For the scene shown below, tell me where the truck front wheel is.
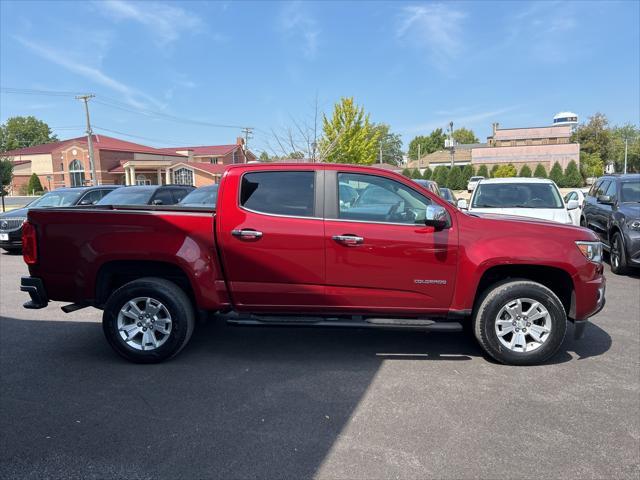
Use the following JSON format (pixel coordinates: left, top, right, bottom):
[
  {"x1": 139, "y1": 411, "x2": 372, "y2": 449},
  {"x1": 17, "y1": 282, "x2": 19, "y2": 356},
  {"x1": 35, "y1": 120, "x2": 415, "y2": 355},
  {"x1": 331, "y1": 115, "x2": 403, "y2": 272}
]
[
  {"x1": 102, "y1": 277, "x2": 195, "y2": 363},
  {"x1": 473, "y1": 280, "x2": 567, "y2": 365}
]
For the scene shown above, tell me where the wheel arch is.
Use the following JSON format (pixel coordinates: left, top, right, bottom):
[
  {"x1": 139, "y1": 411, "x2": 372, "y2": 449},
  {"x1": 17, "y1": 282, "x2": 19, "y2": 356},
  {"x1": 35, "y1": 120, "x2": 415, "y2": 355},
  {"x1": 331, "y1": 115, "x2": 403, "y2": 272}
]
[{"x1": 473, "y1": 264, "x2": 575, "y2": 319}]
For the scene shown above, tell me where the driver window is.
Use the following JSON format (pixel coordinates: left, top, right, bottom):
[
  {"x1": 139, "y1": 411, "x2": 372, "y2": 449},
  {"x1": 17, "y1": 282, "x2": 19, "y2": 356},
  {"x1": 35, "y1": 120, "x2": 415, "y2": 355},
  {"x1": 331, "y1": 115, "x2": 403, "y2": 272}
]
[{"x1": 337, "y1": 173, "x2": 430, "y2": 224}]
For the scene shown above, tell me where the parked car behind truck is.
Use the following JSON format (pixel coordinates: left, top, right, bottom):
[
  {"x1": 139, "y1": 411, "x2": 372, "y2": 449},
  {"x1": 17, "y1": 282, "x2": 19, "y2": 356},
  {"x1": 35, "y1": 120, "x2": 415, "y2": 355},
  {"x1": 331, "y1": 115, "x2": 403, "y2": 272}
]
[
  {"x1": 581, "y1": 174, "x2": 640, "y2": 274},
  {"x1": 20, "y1": 164, "x2": 605, "y2": 365}
]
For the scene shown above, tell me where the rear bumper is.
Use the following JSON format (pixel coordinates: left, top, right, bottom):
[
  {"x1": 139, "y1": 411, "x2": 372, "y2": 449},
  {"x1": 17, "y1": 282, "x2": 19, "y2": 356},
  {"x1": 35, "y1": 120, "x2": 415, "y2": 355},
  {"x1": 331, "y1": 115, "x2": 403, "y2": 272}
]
[{"x1": 20, "y1": 276, "x2": 48, "y2": 309}]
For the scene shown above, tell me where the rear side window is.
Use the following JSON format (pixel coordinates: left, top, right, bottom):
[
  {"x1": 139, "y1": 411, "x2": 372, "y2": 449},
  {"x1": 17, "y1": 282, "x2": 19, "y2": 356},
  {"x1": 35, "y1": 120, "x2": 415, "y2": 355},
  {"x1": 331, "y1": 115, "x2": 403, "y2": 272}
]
[
  {"x1": 152, "y1": 189, "x2": 174, "y2": 205},
  {"x1": 240, "y1": 171, "x2": 315, "y2": 217}
]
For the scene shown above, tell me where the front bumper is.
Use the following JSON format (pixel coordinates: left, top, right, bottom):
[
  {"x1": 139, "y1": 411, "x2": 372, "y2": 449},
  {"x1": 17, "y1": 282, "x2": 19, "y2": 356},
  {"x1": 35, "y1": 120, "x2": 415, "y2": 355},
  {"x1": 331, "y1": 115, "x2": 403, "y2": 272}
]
[
  {"x1": 573, "y1": 279, "x2": 606, "y2": 340},
  {"x1": 20, "y1": 276, "x2": 49, "y2": 309},
  {"x1": 0, "y1": 228, "x2": 22, "y2": 249},
  {"x1": 624, "y1": 229, "x2": 640, "y2": 266}
]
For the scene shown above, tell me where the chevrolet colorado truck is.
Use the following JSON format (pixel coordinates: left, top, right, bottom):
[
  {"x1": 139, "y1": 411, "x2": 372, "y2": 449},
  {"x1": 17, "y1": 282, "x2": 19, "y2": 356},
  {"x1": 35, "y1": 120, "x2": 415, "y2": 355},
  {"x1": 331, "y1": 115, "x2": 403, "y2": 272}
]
[{"x1": 20, "y1": 164, "x2": 606, "y2": 365}]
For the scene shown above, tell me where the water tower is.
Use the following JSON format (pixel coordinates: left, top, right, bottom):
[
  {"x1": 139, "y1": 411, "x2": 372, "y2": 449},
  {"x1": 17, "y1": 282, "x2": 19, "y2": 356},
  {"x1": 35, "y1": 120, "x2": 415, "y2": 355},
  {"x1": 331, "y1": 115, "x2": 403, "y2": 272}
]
[{"x1": 553, "y1": 111, "x2": 578, "y2": 128}]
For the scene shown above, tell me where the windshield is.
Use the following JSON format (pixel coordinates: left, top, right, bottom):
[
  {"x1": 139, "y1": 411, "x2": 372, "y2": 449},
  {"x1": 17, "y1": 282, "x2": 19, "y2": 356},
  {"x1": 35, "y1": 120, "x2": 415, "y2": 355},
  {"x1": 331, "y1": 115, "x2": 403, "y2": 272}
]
[
  {"x1": 97, "y1": 188, "x2": 154, "y2": 205},
  {"x1": 29, "y1": 190, "x2": 83, "y2": 208},
  {"x1": 179, "y1": 185, "x2": 218, "y2": 206},
  {"x1": 472, "y1": 183, "x2": 563, "y2": 209},
  {"x1": 620, "y1": 181, "x2": 640, "y2": 203}
]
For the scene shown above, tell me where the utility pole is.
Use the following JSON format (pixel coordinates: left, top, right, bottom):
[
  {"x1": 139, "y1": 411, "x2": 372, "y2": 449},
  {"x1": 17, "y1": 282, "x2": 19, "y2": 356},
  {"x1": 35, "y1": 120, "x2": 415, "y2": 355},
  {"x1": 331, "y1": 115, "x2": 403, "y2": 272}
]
[
  {"x1": 418, "y1": 144, "x2": 421, "y2": 169},
  {"x1": 624, "y1": 137, "x2": 628, "y2": 174},
  {"x1": 76, "y1": 94, "x2": 98, "y2": 185},
  {"x1": 379, "y1": 142, "x2": 383, "y2": 164},
  {"x1": 449, "y1": 121, "x2": 455, "y2": 168},
  {"x1": 241, "y1": 127, "x2": 254, "y2": 163}
]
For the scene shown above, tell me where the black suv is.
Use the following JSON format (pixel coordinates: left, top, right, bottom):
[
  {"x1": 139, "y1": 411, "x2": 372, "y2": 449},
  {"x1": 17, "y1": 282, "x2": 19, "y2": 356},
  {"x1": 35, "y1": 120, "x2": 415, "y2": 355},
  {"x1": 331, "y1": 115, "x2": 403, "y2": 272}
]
[
  {"x1": 96, "y1": 185, "x2": 195, "y2": 207},
  {"x1": 0, "y1": 185, "x2": 118, "y2": 253},
  {"x1": 581, "y1": 174, "x2": 640, "y2": 274}
]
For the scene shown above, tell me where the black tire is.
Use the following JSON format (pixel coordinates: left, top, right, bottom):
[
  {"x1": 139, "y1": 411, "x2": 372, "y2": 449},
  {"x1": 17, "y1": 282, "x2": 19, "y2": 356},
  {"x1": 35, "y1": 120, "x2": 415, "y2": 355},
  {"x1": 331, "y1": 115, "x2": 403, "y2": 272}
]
[
  {"x1": 102, "y1": 277, "x2": 195, "y2": 363},
  {"x1": 473, "y1": 280, "x2": 567, "y2": 366},
  {"x1": 609, "y1": 231, "x2": 629, "y2": 275},
  {"x1": 579, "y1": 216, "x2": 587, "y2": 228}
]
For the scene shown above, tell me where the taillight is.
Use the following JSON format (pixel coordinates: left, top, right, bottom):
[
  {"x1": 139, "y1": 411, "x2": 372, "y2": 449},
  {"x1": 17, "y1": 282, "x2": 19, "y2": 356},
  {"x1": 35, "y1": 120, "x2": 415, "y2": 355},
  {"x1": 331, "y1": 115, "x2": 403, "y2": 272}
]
[{"x1": 22, "y1": 221, "x2": 38, "y2": 265}]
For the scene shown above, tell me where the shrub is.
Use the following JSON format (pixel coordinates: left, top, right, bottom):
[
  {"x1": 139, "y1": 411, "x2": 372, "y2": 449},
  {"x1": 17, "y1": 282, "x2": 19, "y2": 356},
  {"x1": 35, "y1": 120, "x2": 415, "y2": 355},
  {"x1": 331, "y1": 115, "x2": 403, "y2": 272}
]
[
  {"x1": 490, "y1": 164, "x2": 500, "y2": 178},
  {"x1": 519, "y1": 165, "x2": 532, "y2": 177},
  {"x1": 493, "y1": 164, "x2": 517, "y2": 178},
  {"x1": 27, "y1": 173, "x2": 43, "y2": 195},
  {"x1": 446, "y1": 166, "x2": 464, "y2": 190},
  {"x1": 476, "y1": 165, "x2": 489, "y2": 178},
  {"x1": 461, "y1": 164, "x2": 475, "y2": 185},
  {"x1": 433, "y1": 166, "x2": 449, "y2": 186},
  {"x1": 402, "y1": 168, "x2": 411, "y2": 177},
  {"x1": 411, "y1": 168, "x2": 422, "y2": 179},
  {"x1": 548, "y1": 161, "x2": 564, "y2": 186},
  {"x1": 423, "y1": 167, "x2": 432, "y2": 180},
  {"x1": 533, "y1": 163, "x2": 547, "y2": 178},
  {"x1": 564, "y1": 160, "x2": 583, "y2": 188}
]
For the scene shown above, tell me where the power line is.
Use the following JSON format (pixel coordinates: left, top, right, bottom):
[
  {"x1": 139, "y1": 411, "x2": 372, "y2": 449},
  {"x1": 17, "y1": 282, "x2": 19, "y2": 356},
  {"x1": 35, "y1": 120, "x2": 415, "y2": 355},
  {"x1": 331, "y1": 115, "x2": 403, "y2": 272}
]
[{"x1": 1, "y1": 87, "x2": 91, "y2": 97}]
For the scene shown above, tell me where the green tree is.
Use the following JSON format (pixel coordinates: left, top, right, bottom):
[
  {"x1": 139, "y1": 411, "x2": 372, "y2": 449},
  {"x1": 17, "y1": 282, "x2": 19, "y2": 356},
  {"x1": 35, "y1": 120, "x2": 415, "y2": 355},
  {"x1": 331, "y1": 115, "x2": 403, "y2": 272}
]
[
  {"x1": 371, "y1": 123, "x2": 403, "y2": 165},
  {"x1": 402, "y1": 168, "x2": 411, "y2": 177},
  {"x1": 563, "y1": 160, "x2": 583, "y2": 187},
  {"x1": 321, "y1": 97, "x2": 379, "y2": 164},
  {"x1": 461, "y1": 164, "x2": 475, "y2": 185},
  {"x1": 571, "y1": 113, "x2": 613, "y2": 162},
  {"x1": 433, "y1": 166, "x2": 449, "y2": 186},
  {"x1": 610, "y1": 124, "x2": 640, "y2": 173},
  {"x1": 548, "y1": 161, "x2": 564, "y2": 186},
  {"x1": 446, "y1": 166, "x2": 464, "y2": 190},
  {"x1": 580, "y1": 152, "x2": 604, "y2": 179},
  {"x1": 27, "y1": 173, "x2": 43, "y2": 194},
  {"x1": 411, "y1": 168, "x2": 422, "y2": 179},
  {"x1": 452, "y1": 127, "x2": 479, "y2": 145},
  {"x1": 490, "y1": 164, "x2": 500, "y2": 178},
  {"x1": 259, "y1": 151, "x2": 270, "y2": 162},
  {"x1": 493, "y1": 164, "x2": 517, "y2": 178},
  {"x1": 0, "y1": 116, "x2": 57, "y2": 152},
  {"x1": 422, "y1": 166, "x2": 433, "y2": 180},
  {"x1": 519, "y1": 165, "x2": 532, "y2": 177},
  {"x1": 533, "y1": 163, "x2": 547, "y2": 178},
  {"x1": 476, "y1": 165, "x2": 489, "y2": 178},
  {"x1": 0, "y1": 158, "x2": 13, "y2": 196},
  {"x1": 407, "y1": 128, "x2": 446, "y2": 160}
]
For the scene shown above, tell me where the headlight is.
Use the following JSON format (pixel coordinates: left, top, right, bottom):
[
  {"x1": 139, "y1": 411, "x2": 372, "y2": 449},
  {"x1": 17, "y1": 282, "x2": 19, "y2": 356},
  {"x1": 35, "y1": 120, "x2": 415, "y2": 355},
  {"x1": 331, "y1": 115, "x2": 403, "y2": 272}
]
[
  {"x1": 575, "y1": 241, "x2": 603, "y2": 263},
  {"x1": 628, "y1": 220, "x2": 640, "y2": 231}
]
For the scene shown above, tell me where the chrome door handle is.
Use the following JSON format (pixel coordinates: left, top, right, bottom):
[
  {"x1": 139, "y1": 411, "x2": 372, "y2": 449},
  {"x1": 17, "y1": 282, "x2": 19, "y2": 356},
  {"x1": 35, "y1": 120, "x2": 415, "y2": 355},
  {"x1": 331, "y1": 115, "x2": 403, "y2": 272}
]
[
  {"x1": 231, "y1": 229, "x2": 263, "y2": 239},
  {"x1": 332, "y1": 234, "x2": 364, "y2": 245}
]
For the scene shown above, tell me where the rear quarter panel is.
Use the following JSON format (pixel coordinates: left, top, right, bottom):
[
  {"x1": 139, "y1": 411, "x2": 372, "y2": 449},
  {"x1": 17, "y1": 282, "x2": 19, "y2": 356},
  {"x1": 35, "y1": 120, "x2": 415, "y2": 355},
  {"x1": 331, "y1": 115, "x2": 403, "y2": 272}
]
[{"x1": 27, "y1": 208, "x2": 226, "y2": 310}]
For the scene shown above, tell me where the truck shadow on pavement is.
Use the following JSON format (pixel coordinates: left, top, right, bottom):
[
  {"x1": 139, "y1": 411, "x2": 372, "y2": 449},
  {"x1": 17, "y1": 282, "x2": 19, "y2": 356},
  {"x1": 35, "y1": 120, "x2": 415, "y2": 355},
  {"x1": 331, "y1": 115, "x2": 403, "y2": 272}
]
[{"x1": 0, "y1": 315, "x2": 611, "y2": 479}]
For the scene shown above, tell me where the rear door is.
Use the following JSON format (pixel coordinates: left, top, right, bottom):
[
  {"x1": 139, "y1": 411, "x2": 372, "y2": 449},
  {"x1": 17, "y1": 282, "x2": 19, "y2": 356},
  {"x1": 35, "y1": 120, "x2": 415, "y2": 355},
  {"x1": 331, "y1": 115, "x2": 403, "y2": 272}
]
[
  {"x1": 323, "y1": 170, "x2": 458, "y2": 314},
  {"x1": 217, "y1": 168, "x2": 326, "y2": 312},
  {"x1": 589, "y1": 180, "x2": 611, "y2": 242}
]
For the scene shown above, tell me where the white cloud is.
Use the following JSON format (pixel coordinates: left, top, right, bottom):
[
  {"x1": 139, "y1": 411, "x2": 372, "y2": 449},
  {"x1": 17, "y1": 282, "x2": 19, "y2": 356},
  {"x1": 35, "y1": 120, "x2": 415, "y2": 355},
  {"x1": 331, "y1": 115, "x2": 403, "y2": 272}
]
[
  {"x1": 95, "y1": 0, "x2": 203, "y2": 45},
  {"x1": 403, "y1": 106, "x2": 520, "y2": 135},
  {"x1": 397, "y1": 4, "x2": 466, "y2": 72},
  {"x1": 278, "y1": 2, "x2": 320, "y2": 59},
  {"x1": 14, "y1": 36, "x2": 162, "y2": 109}
]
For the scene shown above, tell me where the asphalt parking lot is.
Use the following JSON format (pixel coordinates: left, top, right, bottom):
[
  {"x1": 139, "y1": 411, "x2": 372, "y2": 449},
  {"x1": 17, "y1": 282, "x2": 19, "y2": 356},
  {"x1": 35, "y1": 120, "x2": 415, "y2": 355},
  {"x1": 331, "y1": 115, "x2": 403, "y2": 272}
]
[{"x1": 0, "y1": 252, "x2": 639, "y2": 479}]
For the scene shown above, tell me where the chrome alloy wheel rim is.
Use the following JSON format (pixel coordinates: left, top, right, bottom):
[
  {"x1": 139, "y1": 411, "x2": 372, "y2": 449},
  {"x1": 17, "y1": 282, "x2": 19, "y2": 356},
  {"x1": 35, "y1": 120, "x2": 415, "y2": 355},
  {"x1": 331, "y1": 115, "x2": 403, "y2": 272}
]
[
  {"x1": 117, "y1": 297, "x2": 172, "y2": 351},
  {"x1": 611, "y1": 237, "x2": 620, "y2": 268},
  {"x1": 494, "y1": 298, "x2": 552, "y2": 353}
]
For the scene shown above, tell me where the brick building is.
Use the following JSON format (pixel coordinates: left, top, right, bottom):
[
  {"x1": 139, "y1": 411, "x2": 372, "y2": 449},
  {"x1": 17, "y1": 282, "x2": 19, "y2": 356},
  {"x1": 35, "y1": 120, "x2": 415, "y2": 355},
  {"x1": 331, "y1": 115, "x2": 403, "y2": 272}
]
[{"x1": 3, "y1": 135, "x2": 256, "y2": 194}]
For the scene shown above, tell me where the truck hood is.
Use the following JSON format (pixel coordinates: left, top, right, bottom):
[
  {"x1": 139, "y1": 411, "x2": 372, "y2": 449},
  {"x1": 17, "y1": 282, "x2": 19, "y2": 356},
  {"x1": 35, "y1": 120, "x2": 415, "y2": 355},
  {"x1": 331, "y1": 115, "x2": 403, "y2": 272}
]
[
  {"x1": 619, "y1": 203, "x2": 640, "y2": 221},
  {"x1": 0, "y1": 207, "x2": 29, "y2": 219},
  {"x1": 468, "y1": 207, "x2": 572, "y2": 224}
]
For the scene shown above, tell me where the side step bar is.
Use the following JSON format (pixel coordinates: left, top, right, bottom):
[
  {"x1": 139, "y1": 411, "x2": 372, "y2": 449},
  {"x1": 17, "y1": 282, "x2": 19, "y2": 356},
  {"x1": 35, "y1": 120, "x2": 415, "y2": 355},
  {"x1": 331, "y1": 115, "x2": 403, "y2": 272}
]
[{"x1": 226, "y1": 315, "x2": 463, "y2": 332}]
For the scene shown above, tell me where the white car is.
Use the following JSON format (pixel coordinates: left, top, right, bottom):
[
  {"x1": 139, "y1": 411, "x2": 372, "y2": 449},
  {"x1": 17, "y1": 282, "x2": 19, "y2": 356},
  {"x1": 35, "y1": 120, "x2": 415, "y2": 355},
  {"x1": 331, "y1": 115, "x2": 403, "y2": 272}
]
[
  {"x1": 563, "y1": 188, "x2": 589, "y2": 226},
  {"x1": 458, "y1": 177, "x2": 578, "y2": 224},
  {"x1": 467, "y1": 175, "x2": 484, "y2": 193}
]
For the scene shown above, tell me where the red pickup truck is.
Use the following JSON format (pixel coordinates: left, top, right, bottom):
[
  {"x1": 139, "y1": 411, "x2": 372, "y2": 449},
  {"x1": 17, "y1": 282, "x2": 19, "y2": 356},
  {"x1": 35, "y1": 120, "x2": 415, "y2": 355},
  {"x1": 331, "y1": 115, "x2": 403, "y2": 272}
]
[{"x1": 20, "y1": 164, "x2": 606, "y2": 365}]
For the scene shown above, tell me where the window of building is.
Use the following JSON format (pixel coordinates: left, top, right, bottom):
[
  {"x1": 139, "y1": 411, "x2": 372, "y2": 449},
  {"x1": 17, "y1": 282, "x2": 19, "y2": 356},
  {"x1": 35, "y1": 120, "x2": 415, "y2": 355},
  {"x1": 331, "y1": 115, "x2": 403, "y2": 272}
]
[
  {"x1": 136, "y1": 174, "x2": 151, "y2": 186},
  {"x1": 173, "y1": 168, "x2": 194, "y2": 186},
  {"x1": 337, "y1": 172, "x2": 431, "y2": 224},
  {"x1": 240, "y1": 171, "x2": 315, "y2": 217},
  {"x1": 69, "y1": 159, "x2": 85, "y2": 187}
]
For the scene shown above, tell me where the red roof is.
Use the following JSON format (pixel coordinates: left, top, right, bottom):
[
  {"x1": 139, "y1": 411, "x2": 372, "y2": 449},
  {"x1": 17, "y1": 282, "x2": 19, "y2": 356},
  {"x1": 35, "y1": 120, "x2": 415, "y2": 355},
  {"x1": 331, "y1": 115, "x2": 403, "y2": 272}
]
[
  {"x1": 3, "y1": 135, "x2": 182, "y2": 157},
  {"x1": 155, "y1": 145, "x2": 239, "y2": 156}
]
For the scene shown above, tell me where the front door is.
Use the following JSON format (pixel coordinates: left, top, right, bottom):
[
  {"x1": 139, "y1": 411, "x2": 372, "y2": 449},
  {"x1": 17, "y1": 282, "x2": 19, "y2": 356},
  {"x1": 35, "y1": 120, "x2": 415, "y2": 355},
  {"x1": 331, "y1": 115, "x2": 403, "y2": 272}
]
[
  {"x1": 323, "y1": 171, "x2": 458, "y2": 315},
  {"x1": 217, "y1": 169, "x2": 325, "y2": 312}
]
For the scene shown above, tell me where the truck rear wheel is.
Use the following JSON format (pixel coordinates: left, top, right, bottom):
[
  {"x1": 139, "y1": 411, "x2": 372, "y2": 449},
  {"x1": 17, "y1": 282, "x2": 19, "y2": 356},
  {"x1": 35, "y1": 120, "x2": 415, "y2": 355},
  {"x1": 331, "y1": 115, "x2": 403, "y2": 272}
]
[
  {"x1": 102, "y1": 277, "x2": 195, "y2": 363},
  {"x1": 473, "y1": 280, "x2": 567, "y2": 365}
]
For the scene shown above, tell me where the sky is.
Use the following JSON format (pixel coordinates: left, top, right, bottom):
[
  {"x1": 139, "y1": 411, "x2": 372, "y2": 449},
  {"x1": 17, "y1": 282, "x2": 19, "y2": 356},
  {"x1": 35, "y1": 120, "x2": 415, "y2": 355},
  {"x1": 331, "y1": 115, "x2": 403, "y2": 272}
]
[{"x1": 1, "y1": 0, "x2": 639, "y2": 155}]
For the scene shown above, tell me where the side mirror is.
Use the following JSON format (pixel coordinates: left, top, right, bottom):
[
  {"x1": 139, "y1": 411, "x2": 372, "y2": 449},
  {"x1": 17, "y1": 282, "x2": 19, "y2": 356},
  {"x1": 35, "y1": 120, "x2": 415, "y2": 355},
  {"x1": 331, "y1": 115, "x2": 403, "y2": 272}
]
[
  {"x1": 425, "y1": 205, "x2": 450, "y2": 231},
  {"x1": 152, "y1": 199, "x2": 163, "y2": 205},
  {"x1": 566, "y1": 199, "x2": 579, "y2": 210},
  {"x1": 457, "y1": 199, "x2": 468, "y2": 209},
  {"x1": 597, "y1": 195, "x2": 613, "y2": 205}
]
